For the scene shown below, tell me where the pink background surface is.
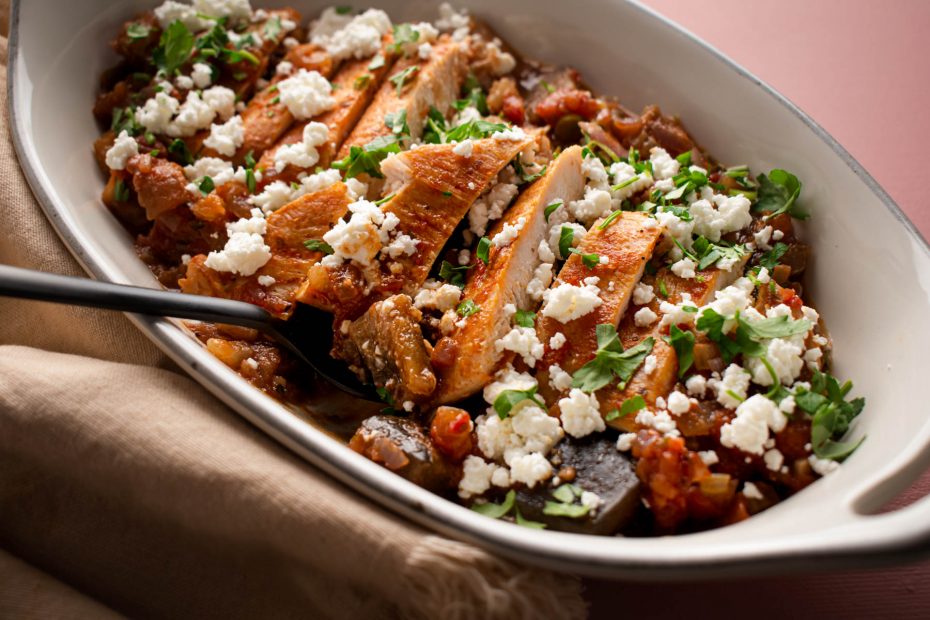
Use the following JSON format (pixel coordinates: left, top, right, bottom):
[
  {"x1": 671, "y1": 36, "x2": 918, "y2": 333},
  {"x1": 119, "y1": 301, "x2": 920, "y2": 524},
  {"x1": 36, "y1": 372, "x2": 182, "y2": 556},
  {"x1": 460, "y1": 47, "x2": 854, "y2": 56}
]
[{"x1": 587, "y1": 0, "x2": 930, "y2": 616}]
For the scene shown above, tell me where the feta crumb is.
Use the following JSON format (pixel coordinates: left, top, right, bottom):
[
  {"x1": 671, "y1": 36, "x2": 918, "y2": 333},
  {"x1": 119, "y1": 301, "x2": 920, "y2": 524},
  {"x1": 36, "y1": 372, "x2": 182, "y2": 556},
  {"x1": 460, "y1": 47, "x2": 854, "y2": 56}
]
[
  {"x1": 191, "y1": 63, "x2": 213, "y2": 88},
  {"x1": 311, "y1": 8, "x2": 392, "y2": 60},
  {"x1": 714, "y1": 363, "x2": 751, "y2": 409},
  {"x1": 558, "y1": 388, "x2": 605, "y2": 438},
  {"x1": 666, "y1": 391, "x2": 691, "y2": 415},
  {"x1": 452, "y1": 138, "x2": 474, "y2": 157},
  {"x1": 634, "y1": 408, "x2": 679, "y2": 437},
  {"x1": 495, "y1": 326, "x2": 545, "y2": 368},
  {"x1": 276, "y1": 69, "x2": 336, "y2": 119},
  {"x1": 257, "y1": 275, "x2": 276, "y2": 287},
  {"x1": 670, "y1": 257, "x2": 697, "y2": 279},
  {"x1": 509, "y1": 452, "x2": 552, "y2": 487},
  {"x1": 643, "y1": 354, "x2": 657, "y2": 375},
  {"x1": 276, "y1": 60, "x2": 294, "y2": 76},
  {"x1": 105, "y1": 130, "x2": 139, "y2": 170},
  {"x1": 549, "y1": 332, "x2": 567, "y2": 350},
  {"x1": 540, "y1": 281, "x2": 602, "y2": 323},
  {"x1": 809, "y1": 454, "x2": 841, "y2": 476},
  {"x1": 204, "y1": 209, "x2": 272, "y2": 277},
  {"x1": 772, "y1": 229, "x2": 785, "y2": 241},
  {"x1": 649, "y1": 147, "x2": 680, "y2": 180},
  {"x1": 685, "y1": 374, "x2": 707, "y2": 397},
  {"x1": 491, "y1": 216, "x2": 526, "y2": 248},
  {"x1": 580, "y1": 491, "x2": 603, "y2": 515},
  {"x1": 698, "y1": 450, "x2": 719, "y2": 466},
  {"x1": 632, "y1": 282, "x2": 655, "y2": 305},
  {"x1": 742, "y1": 482, "x2": 764, "y2": 500},
  {"x1": 616, "y1": 433, "x2": 637, "y2": 451},
  {"x1": 243, "y1": 357, "x2": 259, "y2": 370},
  {"x1": 634, "y1": 306, "x2": 658, "y2": 327},
  {"x1": 548, "y1": 364, "x2": 573, "y2": 392},
  {"x1": 764, "y1": 448, "x2": 784, "y2": 471},
  {"x1": 458, "y1": 455, "x2": 500, "y2": 498},
  {"x1": 719, "y1": 394, "x2": 787, "y2": 455},
  {"x1": 204, "y1": 114, "x2": 244, "y2": 157},
  {"x1": 491, "y1": 127, "x2": 528, "y2": 141}
]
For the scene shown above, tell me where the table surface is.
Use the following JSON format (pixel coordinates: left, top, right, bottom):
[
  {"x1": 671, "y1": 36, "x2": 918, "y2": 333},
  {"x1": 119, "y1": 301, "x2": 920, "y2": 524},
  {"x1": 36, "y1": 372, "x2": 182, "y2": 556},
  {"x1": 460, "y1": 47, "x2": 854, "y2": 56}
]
[{"x1": 588, "y1": 0, "x2": 930, "y2": 616}]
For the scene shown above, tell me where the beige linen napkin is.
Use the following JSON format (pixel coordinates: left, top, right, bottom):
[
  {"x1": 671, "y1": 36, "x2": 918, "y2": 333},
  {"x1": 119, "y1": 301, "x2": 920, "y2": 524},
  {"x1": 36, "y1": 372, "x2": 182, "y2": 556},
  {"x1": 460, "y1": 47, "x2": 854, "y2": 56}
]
[{"x1": 0, "y1": 8, "x2": 585, "y2": 618}]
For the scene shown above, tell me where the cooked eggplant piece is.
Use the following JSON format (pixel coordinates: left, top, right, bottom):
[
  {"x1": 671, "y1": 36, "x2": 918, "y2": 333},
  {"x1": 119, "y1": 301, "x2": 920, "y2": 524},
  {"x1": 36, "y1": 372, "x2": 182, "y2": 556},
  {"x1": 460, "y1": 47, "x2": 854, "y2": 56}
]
[
  {"x1": 515, "y1": 434, "x2": 640, "y2": 535},
  {"x1": 349, "y1": 415, "x2": 455, "y2": 492},
  {"x1": 125, "y1": 154, "x2": 195, "y2": 220},
  {"x1": 434, "y1": 145, "x2": 585, "y2": 404},
  {"x1": 338, "y1": 294, "x2": 437, "y2": 406}
]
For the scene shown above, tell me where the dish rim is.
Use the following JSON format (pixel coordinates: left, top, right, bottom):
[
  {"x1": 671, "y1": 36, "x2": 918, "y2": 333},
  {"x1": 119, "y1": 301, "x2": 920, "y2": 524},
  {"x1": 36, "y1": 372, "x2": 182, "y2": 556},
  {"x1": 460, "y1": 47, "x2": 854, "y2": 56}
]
[{"x1": 9, "y1": 0, "x2": 930, "y2": 579}]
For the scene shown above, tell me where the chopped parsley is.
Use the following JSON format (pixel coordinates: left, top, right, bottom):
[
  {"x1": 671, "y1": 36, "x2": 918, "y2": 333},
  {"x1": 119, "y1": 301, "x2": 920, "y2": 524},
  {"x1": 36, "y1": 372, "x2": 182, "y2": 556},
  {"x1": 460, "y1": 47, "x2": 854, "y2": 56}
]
[
  {"x1": 391, "y1": 23, "x2": 420, "y2": 55},
  {"x1": 126, "y1": 22, "x2": 151, "y2": 40},
  {"x1": 438, "y1": 260, "x2": 472, "y2": 288},
  {"x1": 758, "y1": 242, "x2": 789, "y2": 271},
  {"x1": 796, "y1": 369, "x2": 865, "y2": 460},
  {"x1": 384, "y1": 109, "x2": 410, "y2": 137},
  {"x1": 354, "y1": 74, "x2": 371, "y2": 90},
  {"x1": 692, "y1": 236, "x2": 748, "y2": 271},
  {"x1": 388, "y1": 65, "x2": 419, "y2": 96},
  {"x1": 303, "y1": 239, "x2": 334, "y2": 255},
  {"x1": 368, "y1": 53, "x2": 385, "y2": 70},
  {"x1": 471, "y1": 490, "x2": 546, "y2": 529},
  {"x1": 198, "y1": 175, "x2": 215, "y2": 194},
  {"x1": 598, "y1": 209, "x2": 623, "y2": 230},
  {"x1": 167, "y1": 138, "x2": 194, "y2": 165},
  {"x1": 558, "y1": 226, "x2": 574, "y2": 259},
  {"x1": 544, "y1": 200, "x2": 563, "y2": 223},
  {"x1": 493, "y1": 386, "x2": 543, "y2": 419},
  {"x1": 755, "y1": 169, "x2": 807, "y2": 220},
  {"x1": 153, "y1": 20, "x2": 194, "y2": 75},
  {"x1": 113, "y1": 178, "x2": 131, "y2": 202},
  {"x1": 456, "y1": 299, "x2": 481, "y2": 318},
  {"x1": 476, "y1": 236, "x2": 491, "y2": 263},
  {"x1": 331, "y1": 134, "x2": 401, "y2": 179},
  {"x1": 664, "y1": 324, "x2": 695, "y2": 377},
  {"x1": 514, "y1": 309, "x2": 536, "y2": 328},
  {"x1": 569, "y1": 248, "x2": 600, "y2": 269},
  {"x1": 571, "y1": 324, "x2": 655, "y2": 393},
  {"x1": 543, "y1": 484, "x2": 590, "y2": 519}
]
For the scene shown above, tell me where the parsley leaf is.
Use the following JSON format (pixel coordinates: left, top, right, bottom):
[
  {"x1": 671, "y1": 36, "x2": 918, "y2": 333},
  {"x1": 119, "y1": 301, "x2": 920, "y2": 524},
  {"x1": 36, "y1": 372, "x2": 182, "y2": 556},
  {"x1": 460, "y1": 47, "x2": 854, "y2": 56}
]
[
  {"x1": 796, "y1": 370, "x2": 865, "y2": 460},
  {"x1": 384, "y1": 109, "x2": 410, "y2": 137},
  {"x1": 542, "y1": 501, "x2": 589, "y2": 519},
  {"x1": 167, "y1": 138, "x2": 194, "y2": 165},
  {"x1": 438, "y1": 260, "x2": 472, "y2": 288},
  {"x1": 444, "y1": 119, "x2": 508, "y2": 143},
  {"x1": 126, "y1": 22, "x2": 151, "y2": 40},
  {"x1": 476, "y1": 236, "x2": 491, "y2": 263},
  {"x1": 514, "y1": 309, "x2": 536, "y2": 328},
  {"x1": 558, "y1": 226, "x2": 574, "y2": 259},
  {"x1": 664, "y1": 324, "x2": 695, "y2": 377},
  {"x1": 619, "y1": 395, "x2": 646, "y2": 418},
  {"x1": 471, "y1": 490, "x2": 515, "y2": 518},
  {"x1": 755, "y1": 169, "x2": 807, "y2": 219},
  {"x1": 368, "y1": 53, "x2": 385, "y2": 70},
  {"x1": 758, "y1": 242, "x2": 789, "y2": 271},
  {"x1": 153, "y1": 20, "x2": 194, "y2": 75},
  {"x1": 391, "y1": 23, "x2": 420, "y2": 54},
  {"x1": 493, "y1": 386, "x2": 544, "y2": 419},
  {"x1": 353, "y1": 74, "x2": 371, "y2": 90},
  {"x1": 544, "y1": 200, "x2": 563, "y2": 222},
  {"x1": 571, "y1": 325, "x2": 655, "y2": 393},
  {"x1": 304, "y1": 239, "x2": 334, "y2": 255},
  {"x1": 456, "y1": 299, "x2": 480, "y2": 318},
  {"x1": 388, "y1": 65, "x2": 419, "y2": 96},
  {"x1": 691, "y1": 236, "x2": 747, "y2": 271},
  {"x1": 113, "y1": 178, "x2": 131, "y2": 202},
  {"x1": 569, "y1": 248, "x2": 600, "y2": 269},
  {"x1": 331, "y1": 135, "x2": 401, "y2": 179},
  {"x1": 198, "y1": 175, "x2": 215, "y2": 194}
]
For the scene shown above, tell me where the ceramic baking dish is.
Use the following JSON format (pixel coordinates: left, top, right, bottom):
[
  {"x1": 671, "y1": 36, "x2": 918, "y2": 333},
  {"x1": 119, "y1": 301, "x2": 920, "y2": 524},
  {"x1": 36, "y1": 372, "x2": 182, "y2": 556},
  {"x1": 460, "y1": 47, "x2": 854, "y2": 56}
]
[{"x1": 9, "y1": 0, "x2": 930, "y2": 579}]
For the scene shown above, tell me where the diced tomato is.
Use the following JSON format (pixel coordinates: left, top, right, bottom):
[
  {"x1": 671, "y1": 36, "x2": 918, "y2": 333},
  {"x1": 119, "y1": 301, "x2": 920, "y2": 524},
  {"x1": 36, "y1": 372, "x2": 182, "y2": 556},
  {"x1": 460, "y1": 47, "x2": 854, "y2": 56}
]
[{"x1": 429, "y1": 406, "x2": 475, "y2": 462}]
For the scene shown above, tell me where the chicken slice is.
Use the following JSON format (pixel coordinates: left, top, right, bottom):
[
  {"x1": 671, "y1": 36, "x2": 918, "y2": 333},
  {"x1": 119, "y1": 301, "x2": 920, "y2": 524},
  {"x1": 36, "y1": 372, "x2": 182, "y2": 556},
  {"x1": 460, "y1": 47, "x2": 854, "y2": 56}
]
[
  {"x1": 337, "y1": 36, "x2": 466, "y2": 155},
  {"x1": 433, "y1": 145, "x2": 585, "y2": 404},
  {"x1": 297, "y1": 135, "x2": 533, "y2": 319},
  {"x1": 603, "y1": 260, "x2": 748, "y2": 430},
  {"x1": 178, "y1": 183, "x2": 350, "y2": 319},
  {"x1": 258, "y1": 42, "x2": 397, "y2": 183},
  {"x1": 338, "y1": 294, "x2": 437, "y2": 405},
  {"x1": 536, "y1": 212, "x2": 664, "y2": 404}
]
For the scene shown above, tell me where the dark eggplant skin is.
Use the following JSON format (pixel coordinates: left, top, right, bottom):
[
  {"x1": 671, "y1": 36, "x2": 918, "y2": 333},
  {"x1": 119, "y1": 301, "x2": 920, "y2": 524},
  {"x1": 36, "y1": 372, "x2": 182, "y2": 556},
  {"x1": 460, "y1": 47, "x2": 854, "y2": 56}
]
[{"x1": 516, "y1": 434, "x2": 640, "y2": 535}]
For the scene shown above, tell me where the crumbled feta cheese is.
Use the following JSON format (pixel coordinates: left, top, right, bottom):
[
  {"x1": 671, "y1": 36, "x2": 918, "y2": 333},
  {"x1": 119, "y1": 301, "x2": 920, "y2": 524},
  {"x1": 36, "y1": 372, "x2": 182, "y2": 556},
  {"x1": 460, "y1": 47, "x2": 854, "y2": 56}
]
[
  {"x1": 547, "y1": 222, "x2": 586, "y2": 258},
  {"x1": 452, "y1": 138, "x2": 474, "y2": 157},
  {"x1": 243, "y1": 356, "x2": 259, "y2": 370},
  {"x1": 742, "y1": 482, "x2": 764, "y2": 500},
  {"x1": 666, "y1": 391, "x2": 691, "y2": 415},
  {"x1": 779, "y1": 395, "x2": 796, "y2": 415},
  {"x1": 135, "y1": 91, "x2": 180, "y2": 135},
  {"x1": 491, "y1": 216, "x2": 526, "y2": 248},
  {"x1": 154, "y1": 1, "x2": 211, "y2": 30},
  {"x1": 549, "y1": 332, "x2": 567, "y2": 350},
  {"x1": 249, "y1": 180, "x2": 295, "y2": 213},
  {"x1": 643, "y1": 354, "x2": 657, "y2": 375},
  {"x1": 458, "y1": 455, "x2": 498, "y2": 499},
  {"x1": 568, "y1": 187, "x2": 613, "y2": 227},
  {"x1": 414, "y1": 282, "x2": 462, "y2": 312},
  {"x1": 616, "y1": 433, "x2": 636, "y2": 451},
  {"x1": 491, "y1": 127, "x2": 528, "y2": 141},
  {"x1": 540, "y1": 281, "x2": 602, "y2": 323},
  {"x1": 633, "y1": 306, "x2": 659, "y2": 327},
  {"x1": 204, "y1": 209, "x2": 271, "y2": 276},
  {"x1": 509, "y1": 453, "x2": 552, "y2": 487},
  {"x1": 548, "y1": 364, "x2": 573, "y2": 392},
  {"x1": 276, "y1": 70, "x2": 336, "y2": 119},
  {"x1": 482, "y1": 366, "x2": 537, "y2": 406},
  {"x1": 698, "y1": 450, "x2": 719, "y2": 466},
  {"x1": 435, "y1": 2, "x2": 470, "y2": 40},
  {"x1": 321, "y1": 199, "x2": 389, "y2": 266},
  {"x1": 276, "y1": 60, "x2": 294, "y2": 76},
  {"x1": 764, "y1": 448, "x2": 784, "y2": 471},
  {"x1": 658, "y1": 294, "x2": 696, "y2": 329},
  {"x1": 772, "y1": 229, "x2": 785, "y2": 241},
  {"x1": 719, "y1": 394, "x2": 787, "y2": 455},
  {"x1": 311, "y1": 8, "x2": 392, "y2": 60},
  {"x1": 558, "y1": 389, "x2": 604, "y2": 438},
  {"x1": 632, "y1": 282, "x2": 655, "y2": 305},
  {"x1": 203, "y1": 114, "x2": 244, "y2": 157},
  {"x1": 175, "y1": 75, "x2": 194, "y2": 90},
  {"x1": 273, "y1": 121, "x2": 329, "y2": 172},
  {"x1": 257, "y1": 275, "x2": 276, "y2": 287},
  {"x1": 467, "y1": 178, "x2": 519, "y2": 236},
  {"x1": 753, "y1": 225, "x2": 773, "y2": 250},
  {"x1": 105, "y1": 130, "x2": 139, "y2": 170},
  {"x1": 649, "y1": 147, "x2": 680, "y2": 180},
  {"x1": 713, "y1": 363, "x2": 751, "y2": 409},
  {"x1": 746, "y1": 338, "x2": 805, "y2": 386},
  {"x1": 580, "y1": 490, "x2": 603, "y2": 515},
  {"x1": 495, "y1": 326, "x2": 545, "y2": 367},
  {"x1": 685, "y1": 374, "x2": 707, "y2": 398},
  {"x1": 670, "y1": 257, "x2": 697, "y2": 279},
  {"x1": 809, "y1": 455, "x2": 841, "y2": 476},
  {"x1": 635, "y1": 408, "x2": 679, "y2": 437},
  {"x1": 183, "y1": 156, "x2": 235, "y2": 187},
  {"x1": 655, "y1": 209, "x2": 695, "y2": 249},
  {"x1": 191, "y1": 63, "x2": 213, "y2": 88}
]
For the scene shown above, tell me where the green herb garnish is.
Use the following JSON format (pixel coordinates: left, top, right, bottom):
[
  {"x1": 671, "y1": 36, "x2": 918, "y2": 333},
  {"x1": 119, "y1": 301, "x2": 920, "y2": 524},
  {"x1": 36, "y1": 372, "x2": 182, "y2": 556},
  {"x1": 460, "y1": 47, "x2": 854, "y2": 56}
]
[{"x1": 571, "y1": 325, "x2": 655, "y2": 393}]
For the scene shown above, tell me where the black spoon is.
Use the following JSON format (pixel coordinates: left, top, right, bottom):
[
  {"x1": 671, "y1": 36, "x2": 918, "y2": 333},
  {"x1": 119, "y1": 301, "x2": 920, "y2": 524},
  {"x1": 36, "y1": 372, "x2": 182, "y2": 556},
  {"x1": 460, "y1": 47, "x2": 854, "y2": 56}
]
[{"x1": 0, "y1": 264, "x2": 376, "y2": 400}]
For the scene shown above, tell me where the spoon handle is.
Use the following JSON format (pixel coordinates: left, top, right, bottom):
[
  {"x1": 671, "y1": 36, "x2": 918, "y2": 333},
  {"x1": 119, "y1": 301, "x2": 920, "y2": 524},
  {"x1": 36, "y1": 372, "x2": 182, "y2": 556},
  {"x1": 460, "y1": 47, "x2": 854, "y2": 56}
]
[{"x1": 0, "y1": 264, "x2": 272, "y2": 330}]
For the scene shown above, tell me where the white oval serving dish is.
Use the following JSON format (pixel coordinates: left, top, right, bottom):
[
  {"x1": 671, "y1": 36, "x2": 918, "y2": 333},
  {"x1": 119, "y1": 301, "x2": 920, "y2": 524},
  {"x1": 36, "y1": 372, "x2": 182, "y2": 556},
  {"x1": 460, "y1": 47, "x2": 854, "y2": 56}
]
[{"x1": 9, "y1": 0, "x2": 930, "y2": 579}]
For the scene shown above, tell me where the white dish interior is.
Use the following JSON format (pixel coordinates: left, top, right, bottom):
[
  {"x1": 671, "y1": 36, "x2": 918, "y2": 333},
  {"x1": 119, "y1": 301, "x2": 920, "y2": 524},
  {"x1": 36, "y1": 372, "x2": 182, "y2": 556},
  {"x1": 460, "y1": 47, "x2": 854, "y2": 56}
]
[{"x1": 10, "y1": 0, "x2": 930, "y2": 577}]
